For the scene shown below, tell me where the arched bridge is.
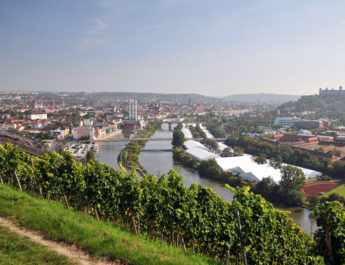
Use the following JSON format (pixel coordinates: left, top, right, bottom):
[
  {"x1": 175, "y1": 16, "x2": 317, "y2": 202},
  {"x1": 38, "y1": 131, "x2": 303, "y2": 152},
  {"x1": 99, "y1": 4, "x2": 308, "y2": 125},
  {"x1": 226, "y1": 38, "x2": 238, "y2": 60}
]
[
  {"x1": 159, "y1": 119, "x2": 182, "y2": 130},
  {"x1": 83, "y1": 137, "x2": 226, "y2": 143},
  {"x1": 158, "y1": 119, "x2": 207, "y2": 129}
]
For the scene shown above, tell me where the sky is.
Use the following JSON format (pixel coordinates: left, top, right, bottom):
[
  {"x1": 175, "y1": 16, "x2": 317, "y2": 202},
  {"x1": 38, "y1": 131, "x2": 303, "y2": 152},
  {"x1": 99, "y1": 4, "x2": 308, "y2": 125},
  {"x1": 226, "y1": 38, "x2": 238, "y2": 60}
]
[{"x1": 1, "y1": 0, "x2": 345, "y2": 97}]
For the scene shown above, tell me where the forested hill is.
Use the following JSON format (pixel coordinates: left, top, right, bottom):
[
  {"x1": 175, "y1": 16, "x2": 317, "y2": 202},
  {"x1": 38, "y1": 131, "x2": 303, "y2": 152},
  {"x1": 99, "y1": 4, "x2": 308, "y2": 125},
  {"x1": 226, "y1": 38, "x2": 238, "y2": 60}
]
[{"x1": 279, "y1": 94, "x2": 345, "y2": 121}]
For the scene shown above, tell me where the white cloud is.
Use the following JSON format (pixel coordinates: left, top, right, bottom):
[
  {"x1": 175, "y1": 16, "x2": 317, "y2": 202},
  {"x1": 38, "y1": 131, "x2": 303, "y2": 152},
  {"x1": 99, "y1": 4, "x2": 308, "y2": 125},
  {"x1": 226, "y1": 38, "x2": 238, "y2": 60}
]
[
  {"x1": 77, "y1": 38, "x2": 106, "y2": 51},
  {"x1": 76, "y1": 18, "x2": 108, "y2": 51},
  {"x1": 89, "y1": 19, "x2": 107, "y2": 34}
]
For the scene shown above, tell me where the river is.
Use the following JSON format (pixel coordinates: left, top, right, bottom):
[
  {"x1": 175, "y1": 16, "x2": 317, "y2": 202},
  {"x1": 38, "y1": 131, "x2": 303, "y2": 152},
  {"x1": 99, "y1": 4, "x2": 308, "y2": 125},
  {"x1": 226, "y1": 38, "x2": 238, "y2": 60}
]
[
  {"x1": 97, "y1": 135, "x2": 128, "y2": 170},
  {"x1": 98, "y1": 124, "x2": 317, "y2": 235}
]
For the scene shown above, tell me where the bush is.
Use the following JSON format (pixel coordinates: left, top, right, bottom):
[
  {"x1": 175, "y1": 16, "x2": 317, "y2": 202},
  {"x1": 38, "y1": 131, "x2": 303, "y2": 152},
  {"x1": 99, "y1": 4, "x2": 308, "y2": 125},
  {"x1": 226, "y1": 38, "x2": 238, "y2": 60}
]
[
  {"x1": 252, "y1": 177, "x2": 279, "y2": 202},
  {"x1": 317, "y1": 175, "x2": 332, "y2": 181},
  {"x1": 221, "y1": 147, "x2": 233, "y2": 157},
  {"x1": 254, "y1": 156, "x2": 266, "y2": 164},
  {"x1": 308, "y1": 195, "x2": 320, "y2": 208},
  {"x1": 320, "y1": 193, "x2": 345, "y2": 205},
  {"x1": 283, "y1": 190, "x2": 304, "y2": 207}
]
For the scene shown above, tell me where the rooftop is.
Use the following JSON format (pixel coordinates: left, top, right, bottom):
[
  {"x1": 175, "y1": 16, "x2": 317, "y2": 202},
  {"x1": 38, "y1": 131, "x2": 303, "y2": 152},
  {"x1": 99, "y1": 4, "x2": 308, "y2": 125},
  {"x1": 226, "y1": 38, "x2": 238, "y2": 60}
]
[{"x1": 216, "y1": 154, "x2": 322, "y2": 183}]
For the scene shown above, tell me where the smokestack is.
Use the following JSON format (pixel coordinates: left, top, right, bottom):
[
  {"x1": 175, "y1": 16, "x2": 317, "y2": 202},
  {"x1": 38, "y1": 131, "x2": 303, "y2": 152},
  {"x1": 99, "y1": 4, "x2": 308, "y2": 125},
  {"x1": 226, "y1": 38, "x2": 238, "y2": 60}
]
[
  {"x1": 129, "y1": 100, "x2": 132, "y2": 120},
  {"x1": 135, "y1": 100, "x2": 138, "y2": 120}
]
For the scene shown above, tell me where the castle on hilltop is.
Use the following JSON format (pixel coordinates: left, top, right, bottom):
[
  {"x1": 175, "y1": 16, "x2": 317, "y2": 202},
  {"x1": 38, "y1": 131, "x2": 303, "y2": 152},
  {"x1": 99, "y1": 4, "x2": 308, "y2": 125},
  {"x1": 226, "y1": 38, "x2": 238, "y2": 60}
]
[{"x1": 319, "y1": 86, "x2": 345, "y2": 96}]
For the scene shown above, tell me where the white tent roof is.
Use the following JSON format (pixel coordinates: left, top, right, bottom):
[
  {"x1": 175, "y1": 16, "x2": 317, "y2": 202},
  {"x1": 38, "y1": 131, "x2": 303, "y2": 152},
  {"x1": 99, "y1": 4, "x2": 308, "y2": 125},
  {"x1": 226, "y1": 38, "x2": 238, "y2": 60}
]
[
  {"x1": 181, "y1": 124, "x2": 193, "y2": 138},
  {"x1": 200, "y1": 124, "x2": 214, "y2": 138},
  {"x1": 185, "y1": 123, "x2": 196, "y2": 127},
  {"x1": 216, "y1": 155, "x2": 281, "y2": 182},
  {"x1": 186, "y1": 148, "x2": 220, "y2": 161},
  {"x1": 216, "y1": 154, "x2": 322, "y2": 183},
  {"x1": 217, "y1": 142, "x2": 228, "y2": 151},
  {"x1": 184, "y1": 139, "x2": 220, "y2": 161},
  {"x1": 184, "y1": 139, "x2": 209, "y2": 151}
]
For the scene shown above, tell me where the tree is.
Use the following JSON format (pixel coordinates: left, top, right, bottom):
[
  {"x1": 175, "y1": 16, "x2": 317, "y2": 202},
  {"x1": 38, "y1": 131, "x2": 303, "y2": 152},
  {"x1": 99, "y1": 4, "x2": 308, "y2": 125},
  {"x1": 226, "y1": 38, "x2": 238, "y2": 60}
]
[
  {"x1": 202, "y1": 138, "x2": 218, "y2": 150},
  {"x1": 253, "y1": 177, "x2": 278, "y2": 202},
  {"x1": 233, "y1": 146, "x2": 244, "y2": 156},
  {"x1": 269, "y1": 156, "x2": 282, "y2": 169},
  {"x1": 206, "y1": 121, "x2": 225, "y2": 138},
  {"x1": 86, "y1": 150, "x2": 95, "y2": 163},
  {"x1": 280, "y1": 165, "x2": 305, "y2": 194},
  {"x1": 198, "y1": 159, "x2": 221, "y2": 178},
  {"x1": 254, "y1": 156, "x2": 266, "y2": 164},
  {"x1": 60, "y1": 140, "x2": 67, "y2": 153},
  {"x1": 222, "y1": 147, "x2": 233, "y2": 157},
  {"x1": 308, "y1": 195, "x2": 320, "y2": 208},
  {"x1": 172, "y1": 128, "x2": 185, "y2": 147},
  {"x1": 283, "y1": 190, "x2": 304, "y2": 207}
]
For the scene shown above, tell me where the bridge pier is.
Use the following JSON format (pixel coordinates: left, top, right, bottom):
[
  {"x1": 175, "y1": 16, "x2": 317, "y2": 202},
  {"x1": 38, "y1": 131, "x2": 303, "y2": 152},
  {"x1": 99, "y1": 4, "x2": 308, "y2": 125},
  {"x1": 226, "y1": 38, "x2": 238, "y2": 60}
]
[
  {"x1": 160, "y1": 122, "x2": 173, "y2": 130},
  {"x1": 160, "y1": 120, "x2": 180, "y2": 130}
]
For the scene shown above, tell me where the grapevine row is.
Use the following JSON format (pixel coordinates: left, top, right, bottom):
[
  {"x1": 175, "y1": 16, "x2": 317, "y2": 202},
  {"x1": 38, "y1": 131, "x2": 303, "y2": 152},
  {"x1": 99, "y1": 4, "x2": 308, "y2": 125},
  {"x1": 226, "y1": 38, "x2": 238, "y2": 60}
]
[{"x1": 0, "y1": 142, "x2": 324, "y2": 264}]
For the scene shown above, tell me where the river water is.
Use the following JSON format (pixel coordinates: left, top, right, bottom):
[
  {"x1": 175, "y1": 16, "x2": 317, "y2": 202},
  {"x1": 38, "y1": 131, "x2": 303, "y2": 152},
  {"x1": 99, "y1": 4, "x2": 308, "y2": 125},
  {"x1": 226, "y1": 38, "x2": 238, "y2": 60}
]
[
  {"x1": 97, "y1": 135, "x2": 128, "y2": 170},
  {"x1": 98, "y1": 124, "x2": 317, "y2": 235}
]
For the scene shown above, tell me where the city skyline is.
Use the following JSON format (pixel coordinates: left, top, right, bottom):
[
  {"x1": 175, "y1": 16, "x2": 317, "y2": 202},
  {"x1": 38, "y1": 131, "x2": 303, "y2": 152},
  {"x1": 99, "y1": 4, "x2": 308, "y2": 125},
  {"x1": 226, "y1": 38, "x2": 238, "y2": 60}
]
[{"x1": 1, "y1": 0, "x2": 345, "y2": 96}]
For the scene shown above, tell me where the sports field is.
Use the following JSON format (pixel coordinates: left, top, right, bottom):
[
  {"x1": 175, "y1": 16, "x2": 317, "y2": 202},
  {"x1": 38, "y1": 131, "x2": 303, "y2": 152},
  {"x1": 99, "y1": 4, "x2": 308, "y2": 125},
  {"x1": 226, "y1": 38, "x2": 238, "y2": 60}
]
[{"x1": 301, "y1": 182, "x2": 342, "y2": 196}]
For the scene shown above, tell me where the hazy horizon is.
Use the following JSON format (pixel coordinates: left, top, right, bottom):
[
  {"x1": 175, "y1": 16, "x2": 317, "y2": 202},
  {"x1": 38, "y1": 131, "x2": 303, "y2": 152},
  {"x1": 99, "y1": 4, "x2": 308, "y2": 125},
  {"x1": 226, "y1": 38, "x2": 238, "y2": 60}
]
[
  {"x1": 0, "y1": 88, "x2": 308, "y2": 98},
  {"x1": 1, "y1": 0, "x2": 345, "y2": 96}
]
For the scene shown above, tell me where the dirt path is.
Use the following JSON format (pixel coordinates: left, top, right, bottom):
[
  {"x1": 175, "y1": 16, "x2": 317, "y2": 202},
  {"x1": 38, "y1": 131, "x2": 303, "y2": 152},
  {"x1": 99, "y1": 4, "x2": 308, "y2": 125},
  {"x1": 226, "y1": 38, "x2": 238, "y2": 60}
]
[{"x1": 0, "y1": 216, "x2": 126, "y2": 265}]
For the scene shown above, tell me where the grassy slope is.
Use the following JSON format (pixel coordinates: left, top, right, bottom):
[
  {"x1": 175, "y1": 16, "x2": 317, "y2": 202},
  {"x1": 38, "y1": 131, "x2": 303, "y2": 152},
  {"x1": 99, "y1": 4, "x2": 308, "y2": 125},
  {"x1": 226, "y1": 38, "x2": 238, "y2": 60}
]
[
  {"x1": 326, "y1": 184, "x2": 345, "y2": 197},
  {"x1": 0, "y1": 225, "x2": 76, "y2": 265},
  {"x1": 0, "y1": 184, "x2": 221, "y2": 265}
]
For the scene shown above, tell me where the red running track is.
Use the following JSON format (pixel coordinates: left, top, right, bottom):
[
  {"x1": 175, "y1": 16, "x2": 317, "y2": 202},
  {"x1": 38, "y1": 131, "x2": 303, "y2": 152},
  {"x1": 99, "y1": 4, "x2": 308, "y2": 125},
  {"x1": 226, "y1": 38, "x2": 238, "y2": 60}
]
[{"x1": 301, "y1": 182, "x2": 341, "y2": 196}]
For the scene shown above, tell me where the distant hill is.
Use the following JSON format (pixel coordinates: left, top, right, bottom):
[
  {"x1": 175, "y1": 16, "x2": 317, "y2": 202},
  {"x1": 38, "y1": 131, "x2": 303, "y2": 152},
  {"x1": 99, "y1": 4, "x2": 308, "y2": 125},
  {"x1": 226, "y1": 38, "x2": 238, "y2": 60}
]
[
  {"x1": 279, "y1": 94, "x2": 345, "y2": 120},
  {"x1": 62, "y1": 92, "x2": 222, "y2": 105},
  {"x1": 223, "y1": 93, "x2": 301, "y2": 104}
]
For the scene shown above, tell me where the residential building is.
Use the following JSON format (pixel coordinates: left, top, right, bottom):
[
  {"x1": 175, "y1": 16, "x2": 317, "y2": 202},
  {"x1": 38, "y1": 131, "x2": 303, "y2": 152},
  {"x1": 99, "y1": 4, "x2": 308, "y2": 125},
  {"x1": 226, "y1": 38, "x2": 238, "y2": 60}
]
[
  {"x1": 28, "y1": 113, "x2": 47, "y2": 120},
  {"x1": 72, "y1": 126, "x2": 94, "y2": 140}
]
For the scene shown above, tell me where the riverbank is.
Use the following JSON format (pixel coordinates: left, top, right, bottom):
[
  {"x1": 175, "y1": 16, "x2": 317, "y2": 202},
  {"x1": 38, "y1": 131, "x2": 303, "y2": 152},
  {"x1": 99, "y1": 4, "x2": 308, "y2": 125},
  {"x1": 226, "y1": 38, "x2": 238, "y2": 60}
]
[
  {"x1": 117, "y1": 142, "x2": 147, "y2": 174},
  {"x1": 99, "y1": 129, "x2": 122, "y2": 140},
  {"x1": 118, "y1": 122, "x2": 159, "y2": 172}
]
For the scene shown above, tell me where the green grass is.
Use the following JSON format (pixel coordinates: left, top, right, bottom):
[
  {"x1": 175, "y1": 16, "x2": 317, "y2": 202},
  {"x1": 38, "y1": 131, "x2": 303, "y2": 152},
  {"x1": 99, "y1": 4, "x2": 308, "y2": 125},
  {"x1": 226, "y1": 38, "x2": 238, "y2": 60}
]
[
  {"x1": 0, "y1": 184, "x2": 221, "y2": 265},
  {"x1": 326, "y1": 184, "x2": 345, "y2": 197},
  {"x1": 0, "y1": 225, "x2": 76, "y2": 265}
]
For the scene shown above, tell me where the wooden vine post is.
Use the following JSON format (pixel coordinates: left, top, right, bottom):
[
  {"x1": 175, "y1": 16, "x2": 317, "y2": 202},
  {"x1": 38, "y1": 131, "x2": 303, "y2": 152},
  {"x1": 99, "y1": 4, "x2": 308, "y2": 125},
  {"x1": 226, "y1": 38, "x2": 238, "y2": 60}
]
[{"x1": 14, "y1": 170, "x2": 22, "y2": 192}]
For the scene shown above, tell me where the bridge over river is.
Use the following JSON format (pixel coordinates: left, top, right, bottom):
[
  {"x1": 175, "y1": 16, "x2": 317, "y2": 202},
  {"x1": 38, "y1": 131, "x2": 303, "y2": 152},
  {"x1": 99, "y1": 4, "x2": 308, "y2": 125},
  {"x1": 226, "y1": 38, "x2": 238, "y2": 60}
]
[{"x1": 76, "y1": 137, "x2": 227, "y2": 143}]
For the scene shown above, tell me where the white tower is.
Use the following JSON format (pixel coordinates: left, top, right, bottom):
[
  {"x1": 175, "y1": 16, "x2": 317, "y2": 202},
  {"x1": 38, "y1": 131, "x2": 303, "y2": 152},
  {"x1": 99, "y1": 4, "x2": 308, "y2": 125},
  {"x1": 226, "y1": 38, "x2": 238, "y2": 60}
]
[
  {"x1": 34, "y1": 99, "x2": 43, "y2": 109},
  {"x1": 129, "y1": 99, "x2": 138, "y2": 120}
]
